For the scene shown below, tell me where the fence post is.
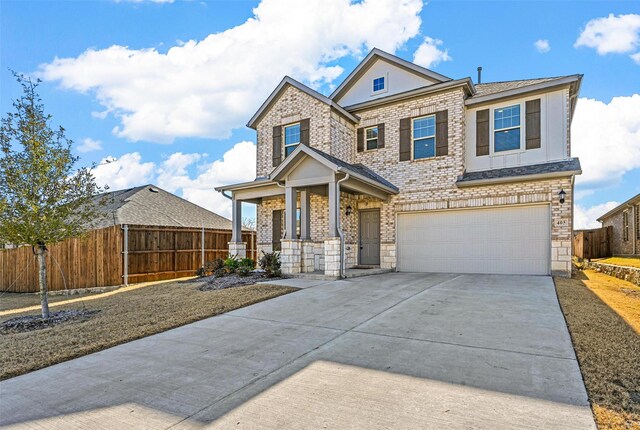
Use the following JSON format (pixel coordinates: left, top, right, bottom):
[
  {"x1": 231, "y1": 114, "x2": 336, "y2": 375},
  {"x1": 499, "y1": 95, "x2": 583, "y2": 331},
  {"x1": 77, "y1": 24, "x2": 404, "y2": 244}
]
[
  {"x1": 122, "y1": 224, "x2": 129, "y2": 286},
  {"x1": 201, "y1": 227, "x2": 205, "y2": 268}
]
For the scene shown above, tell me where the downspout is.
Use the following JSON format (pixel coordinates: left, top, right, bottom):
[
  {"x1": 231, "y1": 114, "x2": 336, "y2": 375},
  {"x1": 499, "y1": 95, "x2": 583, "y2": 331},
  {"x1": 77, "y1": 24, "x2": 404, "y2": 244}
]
[{"x1": 336, "y1": 173, "x2": 350, "y2": 278}]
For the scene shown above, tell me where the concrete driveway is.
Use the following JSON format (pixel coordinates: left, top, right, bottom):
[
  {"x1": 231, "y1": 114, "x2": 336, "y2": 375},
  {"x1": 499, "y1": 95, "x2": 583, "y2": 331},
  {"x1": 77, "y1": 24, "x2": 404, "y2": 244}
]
[{"x1": 0, "y1": 273, "x2": 595, "y2": 429}]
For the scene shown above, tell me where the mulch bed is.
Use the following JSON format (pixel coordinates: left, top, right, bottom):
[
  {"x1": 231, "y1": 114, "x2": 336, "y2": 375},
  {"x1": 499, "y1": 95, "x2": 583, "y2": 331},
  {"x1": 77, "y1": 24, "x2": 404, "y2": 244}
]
[
  {"x1": 0, "y1": 309, "x2": 100, "y2": 334},
  {"x1": 195, "y1": 272, "x2": 285, "y2": 291}
]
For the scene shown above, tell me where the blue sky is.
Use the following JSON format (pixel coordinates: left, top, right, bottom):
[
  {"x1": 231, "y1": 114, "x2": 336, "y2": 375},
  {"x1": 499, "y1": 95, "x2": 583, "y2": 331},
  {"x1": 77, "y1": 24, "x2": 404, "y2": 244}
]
[{"x1": 1, "y1": 0, "x2": 639, "y2": 226}]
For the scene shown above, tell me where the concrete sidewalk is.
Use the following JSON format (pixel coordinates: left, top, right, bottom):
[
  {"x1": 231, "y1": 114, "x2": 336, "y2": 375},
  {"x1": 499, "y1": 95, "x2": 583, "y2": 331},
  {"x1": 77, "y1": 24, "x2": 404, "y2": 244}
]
[{"x1": 0, "y1": 273, "x2": 595, "y2": 429}]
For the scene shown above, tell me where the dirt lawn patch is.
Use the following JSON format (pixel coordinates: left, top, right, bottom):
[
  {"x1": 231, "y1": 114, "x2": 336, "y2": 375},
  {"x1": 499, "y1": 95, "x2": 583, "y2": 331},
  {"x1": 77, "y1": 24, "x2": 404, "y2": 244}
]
[
  {"x1": 0, "y1": 280, "x2": 296, "y2": 380},
  {"x1": 0, "y1": 290, "x2": 101, "y2": 312},
  {"x1": 555, "y1": 270, "x2": 640, "y2": 430}
]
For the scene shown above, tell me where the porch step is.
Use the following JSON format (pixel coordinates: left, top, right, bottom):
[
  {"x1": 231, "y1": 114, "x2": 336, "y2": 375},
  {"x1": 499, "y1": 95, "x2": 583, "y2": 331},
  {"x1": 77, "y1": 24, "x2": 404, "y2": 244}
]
[{"x1": 288, "y1": 267, "x2": 394, "y2": 281}]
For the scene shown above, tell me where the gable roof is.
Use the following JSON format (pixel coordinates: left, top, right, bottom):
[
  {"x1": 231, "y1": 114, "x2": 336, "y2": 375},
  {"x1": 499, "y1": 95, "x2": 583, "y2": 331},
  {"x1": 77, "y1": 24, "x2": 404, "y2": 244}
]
[
  {"x1": 246, "y1": 76, "x2": 359, "y2": 129},
  {"x1": 270, "y1": 144, "x2": 398, "y2": 194},
  {"x1": 467, "y1": 75, "x2": 583, "y2": 106},
  {"x1": 597, "y1": 193, "x2": 640, "y2": 222},
  {"x1": 91, "y1": 185, "x2": 233, "y2": 230},
  {"x1": 329, "y1": 48, "x2": 452, "y2": 102}
]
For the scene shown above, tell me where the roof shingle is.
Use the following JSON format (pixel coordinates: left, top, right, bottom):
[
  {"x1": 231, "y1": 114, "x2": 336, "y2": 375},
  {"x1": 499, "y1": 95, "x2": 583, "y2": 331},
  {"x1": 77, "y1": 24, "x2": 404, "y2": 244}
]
[{"x1": 457, "y1": 159, "x2": 581, "y2": 184}]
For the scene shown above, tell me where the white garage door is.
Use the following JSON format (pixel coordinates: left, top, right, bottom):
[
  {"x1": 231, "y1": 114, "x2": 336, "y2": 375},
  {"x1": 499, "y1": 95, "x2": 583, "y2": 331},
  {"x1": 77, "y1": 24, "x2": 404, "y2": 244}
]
[{"x1": 397, "y1": 205, "x2": 550, "y2": 275}]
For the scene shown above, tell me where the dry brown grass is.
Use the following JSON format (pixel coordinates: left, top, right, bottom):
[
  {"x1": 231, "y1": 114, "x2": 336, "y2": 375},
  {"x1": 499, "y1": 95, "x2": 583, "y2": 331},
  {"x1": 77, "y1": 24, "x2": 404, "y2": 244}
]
[
  {"x1": 0, "y1": 291, "x2": 100, "y2": 312},
  {"x1": 597, "y1": 257, "x2": 640, "y2": 269},
  {"x1": 0, "y1": 280, "x2": 296, "y2": 380},
  {"x1": 555, "y1": 271, "x2": 640, "y2": 430}
]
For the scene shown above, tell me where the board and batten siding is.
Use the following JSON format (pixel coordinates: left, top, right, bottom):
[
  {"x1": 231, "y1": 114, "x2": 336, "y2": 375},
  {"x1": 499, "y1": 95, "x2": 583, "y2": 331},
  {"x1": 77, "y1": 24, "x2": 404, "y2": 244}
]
[{"x1": 465, "y1": 88, "x2": 570, "y2": 172}]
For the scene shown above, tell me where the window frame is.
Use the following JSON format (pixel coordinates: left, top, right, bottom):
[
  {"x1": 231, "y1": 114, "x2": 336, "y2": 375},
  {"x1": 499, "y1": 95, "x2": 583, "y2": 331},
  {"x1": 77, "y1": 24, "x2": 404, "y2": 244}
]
[
  {"x1": 411, "y1": 114, "x2": 437, "y2": 161},
  {"x1": 371, "y1": 73, "x2": 389, "y2": 95},
  {"x1": 283, "y1": 122, "x2": 301, "y2": 158},
  {"x1": 364, "y1": 126, "x2": 379, "y2": 151},
  {"x1": 635, "y1": 205, "x2": 640, "y2": 240},
  {"x1": 491, "y1": 102, "x2": 524, "y2": 155},
  {"x1": 623, "y1": 210, "x2": 629, "y2": 242}
]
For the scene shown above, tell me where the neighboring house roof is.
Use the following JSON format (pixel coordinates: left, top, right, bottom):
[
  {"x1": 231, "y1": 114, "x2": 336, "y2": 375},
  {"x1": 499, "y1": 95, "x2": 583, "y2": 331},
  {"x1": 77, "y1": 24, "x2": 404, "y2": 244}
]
[
  {"x1": 597, "y1": 193, "x2": 640, "y2": 222},
  {"x1": 330, "y1": 48, "x2": 452, "y2": 102},
  {"x1": 246, "y1": 76, "x2": 359, "y2": 129},
  {"x1": 456, "y1": 158, "x2": 582, "y2": 187},
  {"x1": 91, "y1": 185, "x2": 233, "y2": 230}
]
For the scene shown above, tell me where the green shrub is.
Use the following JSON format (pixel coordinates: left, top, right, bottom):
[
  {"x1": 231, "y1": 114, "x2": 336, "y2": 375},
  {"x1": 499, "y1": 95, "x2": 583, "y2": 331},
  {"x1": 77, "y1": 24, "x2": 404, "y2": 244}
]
[
  {"x1": 236, "y1": 265, "x2": 252, "y2": 277},
  {"x1": 259, "y1": 251, "x2": 281, "y2": 278},
  {"x1": 197, "y1": 258, "x2": 226, "y2": 277},
  {"x1": 239, "y1": 258, "x2": 255, "y2": 269},
  {"x1": 224, "y1": 254, "x2": 240, "y2": 274}
]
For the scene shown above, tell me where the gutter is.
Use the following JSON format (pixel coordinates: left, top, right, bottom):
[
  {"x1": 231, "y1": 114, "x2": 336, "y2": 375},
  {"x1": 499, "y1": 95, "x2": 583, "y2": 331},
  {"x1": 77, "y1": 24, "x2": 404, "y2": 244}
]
[{"x1": 456, "y1": 170, "x2": 582, "y2": 188}]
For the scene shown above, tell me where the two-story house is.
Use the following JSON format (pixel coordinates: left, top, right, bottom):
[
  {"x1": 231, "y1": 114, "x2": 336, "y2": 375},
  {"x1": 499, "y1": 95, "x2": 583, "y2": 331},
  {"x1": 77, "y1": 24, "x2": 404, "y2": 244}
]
[{"x1": 217, "y1": 48, "x2": 582, "y2": 278}]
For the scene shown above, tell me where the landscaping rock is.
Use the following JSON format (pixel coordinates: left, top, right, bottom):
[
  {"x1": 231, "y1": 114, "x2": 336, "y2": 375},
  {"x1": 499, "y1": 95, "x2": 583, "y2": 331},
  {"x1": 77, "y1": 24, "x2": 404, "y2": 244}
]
[
  {"x1": 585, "y1": 262, "x2": 640, "y2": 286},
  {"x1": 0, "y1": 309, "x2": 100, "y2": 334},
  {"x1": 197, "y1": 272, "x2": 285, "y2": 291}
]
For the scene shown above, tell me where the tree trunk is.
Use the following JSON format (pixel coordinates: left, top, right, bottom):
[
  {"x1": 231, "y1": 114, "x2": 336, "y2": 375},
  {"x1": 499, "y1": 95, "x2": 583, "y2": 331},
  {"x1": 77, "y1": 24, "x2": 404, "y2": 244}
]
[{"x1": 37, "y1": 245, "x2": 50, "y2": 319}]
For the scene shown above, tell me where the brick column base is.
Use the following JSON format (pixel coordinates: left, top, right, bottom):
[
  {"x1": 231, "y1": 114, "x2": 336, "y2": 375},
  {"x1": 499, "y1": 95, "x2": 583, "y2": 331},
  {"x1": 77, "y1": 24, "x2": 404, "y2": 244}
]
[
  {"x1": 324, "y1": 237, "x2": 341, "y2": 278},
  {"x1": 281, "y1": 239, "x2": 302, "y2": 274},
  {"x1": 228, "y1": 242, "x2": 247, "y2": 258}
]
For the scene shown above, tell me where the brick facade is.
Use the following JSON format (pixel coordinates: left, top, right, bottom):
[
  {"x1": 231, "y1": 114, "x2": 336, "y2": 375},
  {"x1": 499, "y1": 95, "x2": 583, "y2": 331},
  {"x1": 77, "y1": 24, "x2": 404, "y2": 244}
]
[
  {"x1": 250, "y1": 80, "x2": 576, "y2": 277},
  {"x1": 601, "y1": 204, "x2": 640, "y2": 256}
]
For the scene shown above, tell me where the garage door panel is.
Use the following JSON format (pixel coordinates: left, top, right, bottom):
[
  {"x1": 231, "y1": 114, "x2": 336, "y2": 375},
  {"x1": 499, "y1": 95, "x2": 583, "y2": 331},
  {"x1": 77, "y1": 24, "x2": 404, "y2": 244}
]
[{"x1": 397, "y1": 206, "x2": 550, "y2": 275}]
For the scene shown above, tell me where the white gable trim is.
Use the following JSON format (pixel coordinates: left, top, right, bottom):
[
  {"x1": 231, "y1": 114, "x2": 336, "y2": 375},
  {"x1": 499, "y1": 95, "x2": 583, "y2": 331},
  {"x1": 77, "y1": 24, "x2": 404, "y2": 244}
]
[
  {"x1": 246, "y1": 76, "x2": 358, "y2": 129},
  {"x1": 329, "y1": 48, "x2": 452, "y2": 102}
]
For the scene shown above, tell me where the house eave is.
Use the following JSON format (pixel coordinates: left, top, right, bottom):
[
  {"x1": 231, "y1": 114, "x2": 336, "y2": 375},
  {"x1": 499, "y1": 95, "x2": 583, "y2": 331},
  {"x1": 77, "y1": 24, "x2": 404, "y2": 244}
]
[
  {"x1": 465, "y1": 75, "x2": 583, "y2": 107},
  {"x1": 343, "y1": 78, "x2": 475, "y2": 112},
  {"x1": 246, "y1": 76, "x2": 358, "y2": 130},
  {"x1": 596, "y1": 193, "x2": 640, "y2": 222},
  {"x1": 215, "y1": 178, "x2": 275, "y2": 193},
  {"x1": 456, "y1": 170, "x2": 582, "y2": 188}
]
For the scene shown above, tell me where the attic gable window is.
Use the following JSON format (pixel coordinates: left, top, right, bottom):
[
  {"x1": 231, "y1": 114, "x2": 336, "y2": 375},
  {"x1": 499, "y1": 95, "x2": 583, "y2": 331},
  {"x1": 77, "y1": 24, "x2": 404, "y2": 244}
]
[
  {"x1": 373, "y1": 76, "x2": 385, "y2": 92},
  {"x1": 284, "y1": 123, "x2": 301, "y2": 157}
]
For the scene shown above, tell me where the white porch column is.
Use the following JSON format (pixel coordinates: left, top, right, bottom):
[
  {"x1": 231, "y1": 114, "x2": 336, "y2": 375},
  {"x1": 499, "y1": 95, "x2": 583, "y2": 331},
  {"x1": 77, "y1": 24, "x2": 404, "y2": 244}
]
[
  {"x1": 284, "y1": 186, "x2": 297, "y2": 239},
  {"x1": 299, "y1": 188, "x2": 311, "y2": 241},
  {"x1": 230, "y1": 196, "x2": 242, "y2": 242},
  {"x1": 328, "y1": 180, "x2": 339, "y2": 237}
]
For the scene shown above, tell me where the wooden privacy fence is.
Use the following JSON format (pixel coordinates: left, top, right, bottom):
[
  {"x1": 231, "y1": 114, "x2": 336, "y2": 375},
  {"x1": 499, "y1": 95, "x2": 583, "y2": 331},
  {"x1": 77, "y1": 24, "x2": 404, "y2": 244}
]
[
  {"x1": 1, "y1": 225, "x2": 256, "y2": 293},
  {"x1": 573, "y1": 226, "x2": 612, "y2": 259}
]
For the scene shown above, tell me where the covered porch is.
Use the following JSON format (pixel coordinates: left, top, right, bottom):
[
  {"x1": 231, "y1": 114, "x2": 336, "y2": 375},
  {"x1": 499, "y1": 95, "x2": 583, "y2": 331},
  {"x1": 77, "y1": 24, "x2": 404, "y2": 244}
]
[{"x1": 216, "y1": 145, "x2": 398, "y2": 278}]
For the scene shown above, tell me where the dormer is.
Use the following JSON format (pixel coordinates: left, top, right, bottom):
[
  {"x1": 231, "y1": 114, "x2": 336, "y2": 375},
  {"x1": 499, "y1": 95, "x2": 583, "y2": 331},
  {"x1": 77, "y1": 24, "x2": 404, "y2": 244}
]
[{"x1": 330, "y1": 48, "x2": 452, "y2": 108}]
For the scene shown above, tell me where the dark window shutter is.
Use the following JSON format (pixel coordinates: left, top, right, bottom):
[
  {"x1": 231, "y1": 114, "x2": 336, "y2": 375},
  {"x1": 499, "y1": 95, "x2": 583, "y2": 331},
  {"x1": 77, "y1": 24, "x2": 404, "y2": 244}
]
[
  {"x1": 300, "y1": 118, "x2": 310, "y2": 146},
  {"x1": 476, "y1": 109, "x2": 490, "y2": 156},
  {"x1": 525, "y1": 99, "x2": 541, "y2": 150},
  {"x1": 435, "y1": 110, "x2": 448, "y2": 156},
  {"x1": 377, "y1": 123, "x2": 385, "y2": 148},
  {"x1": 357, "y1": 128, "x2": 364, "y2": 152},
  {"x1": 272, "y1": 126, "x2": 282, "y2": 167},
  {"x1": 399, "y1": 117, "x2": 411, "y2": 161}
]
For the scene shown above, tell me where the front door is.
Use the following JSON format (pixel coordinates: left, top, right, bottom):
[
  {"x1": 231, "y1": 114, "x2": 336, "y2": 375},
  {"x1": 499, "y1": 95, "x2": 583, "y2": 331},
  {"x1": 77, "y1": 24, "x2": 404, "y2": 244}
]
[
  {"x1": 272, "y1": 210, "x2": 282, "y2": 251},
  {"x1": 359, "y1": 209, "x2": 380, "y2": 265}
]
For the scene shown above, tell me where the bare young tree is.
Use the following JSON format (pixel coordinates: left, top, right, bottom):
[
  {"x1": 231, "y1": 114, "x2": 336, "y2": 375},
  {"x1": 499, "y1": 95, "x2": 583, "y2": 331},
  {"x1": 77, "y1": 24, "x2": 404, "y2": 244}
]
[{"x1": 0, "y1": 73, "x2": 106, "y2": 318}]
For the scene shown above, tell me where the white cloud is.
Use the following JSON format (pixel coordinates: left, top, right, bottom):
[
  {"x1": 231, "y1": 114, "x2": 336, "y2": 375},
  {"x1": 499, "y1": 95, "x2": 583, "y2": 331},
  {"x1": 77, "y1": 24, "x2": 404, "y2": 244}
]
[
  {"x1": 575, "y1": 13, "x2": 640, "y2": 56},
  {"x1": 92, "y1": 142, "x2": 256, "y2": 218},
  {"x1": 574, "y1": 201, "x2": 619, "y2": 230},
  {"x1": 92, "y1": 152, "x2": 156, "y2": 190},
  {"x1": 40, "y1": 0, "x2": 424, "y2": 143},
  {"x1": 631, "y1": 52, "x2": 640, "y2": 65},
  {"x1": 77, "y1": 138, "x2": 103, "y2": 153},
  {"x1": 534, "y1": 39, "x2": 550, "y2": 53},
  {"x1": 412, "y1": 37, "x2": 451, "y2": 68},
  {"x1": 572, "y1": 94, "x2": 640, "y2": 190}
]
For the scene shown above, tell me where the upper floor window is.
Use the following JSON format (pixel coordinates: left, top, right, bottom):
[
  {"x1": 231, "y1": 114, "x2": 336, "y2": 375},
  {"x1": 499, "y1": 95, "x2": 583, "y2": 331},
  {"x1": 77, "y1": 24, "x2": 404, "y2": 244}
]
[
  {"x1": 365, "y1": 126, "x2": 378, "y2": 150},
  {"x1": 373, "y1": 76, "x2": 385, "y2": 92},
  {"x1": 413, "y1": 115, "x2": 436, "y2": 159},
  {"x1": 494, "y1": 105, "x2": 521, "y2": 152},
  {"x1": 284, "y1": 123, "x2": 300, "y2": 157}
]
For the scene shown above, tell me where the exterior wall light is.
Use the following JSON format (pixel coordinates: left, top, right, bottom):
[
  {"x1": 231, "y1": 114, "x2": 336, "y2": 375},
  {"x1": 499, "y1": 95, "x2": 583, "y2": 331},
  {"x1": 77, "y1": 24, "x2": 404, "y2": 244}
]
[
  {"x1": 345, "y1": 205, "x2": 353, "y2": 216},
  {"x1": 559, "y1": 189, "x2": 566, "y2": 204}
]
